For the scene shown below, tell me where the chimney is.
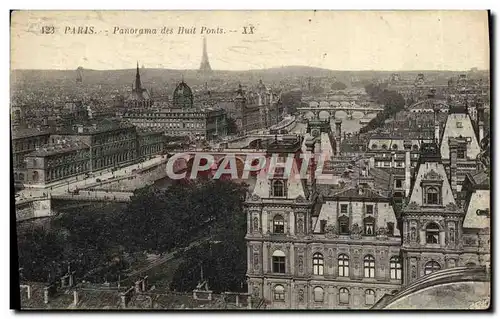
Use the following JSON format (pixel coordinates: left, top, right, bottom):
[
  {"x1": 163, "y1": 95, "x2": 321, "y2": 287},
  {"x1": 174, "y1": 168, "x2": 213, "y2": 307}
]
[
  {"x1": 404, "y1": 148, "x2": 411, "y2": 197},
  {"x1": 73, "y1": 290, "x2": 79, "y2": 305},
  {"x1": 43, "y1": 287, "x2": 50, "y2": 304},
  {"x1": 449, "y1": 138, "x2": 458, "y2": 196},
  {"x1": 305, "y1": 136, "x2": 317, "y2": 197},
  {"x1": 335, "y1": 119, "x2": 342, "y2": 155},
  {"x1": 477, "y1": 104, "x2": 485, "y2": 142}
]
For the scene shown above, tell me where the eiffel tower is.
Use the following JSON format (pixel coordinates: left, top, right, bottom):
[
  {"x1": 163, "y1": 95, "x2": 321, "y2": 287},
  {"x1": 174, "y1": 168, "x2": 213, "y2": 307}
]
[{"x1": 199, "y1": 37, "x2": 212, "y2": 73}]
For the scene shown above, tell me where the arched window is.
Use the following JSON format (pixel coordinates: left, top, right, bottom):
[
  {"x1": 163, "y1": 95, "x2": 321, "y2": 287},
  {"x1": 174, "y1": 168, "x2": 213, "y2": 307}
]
[
  {"x1": 272, "y1": 180, "x2": 285, "y2": 197},
  {"x1": 424, "y1": 260, "x2": 441, "y2": 275},
  {"x1": 32, "y1": 171, "x2": 39, "y2": 182},
  {"x1": 466, "y1": 262, "x2": 477, "y2": 267},
  {"x1": 273, "y1": 215, "x2": 285, "y2": 234},
  {"x1": 381, "y1": 144, "x2": 388, "y2": 150},
  {"x1": 313, "y1": 253, "x2": 324, "y2": 275},
  {"x1": 272, "y1": 250, "x2": 286, "y2": 273},
  {"x1": 371, "y1": 144, "x2": 378, "y2": 150},
  {"x1": 412, "y1": 144, "x2": 419, "y2": 151},
  {"x1": 338, "y1": 254, "x2": 349, "y2": 277},
  {"x1": 274, "y1": 285, "x2": 285, "y2": 301},
  {"x1": 426, "y1": 223, "x2": 440, "y2": 244},
  {"x1": 364, "y1": 255, "x2": 375, "y2": 278},
  {"x1": 339, "y1": 287, "x2": 350, "y2": 304},
  {"x1": 426, "y1": 187, "x2": 439, "y2": 205},
  {"x1": 313, "y1": 287, "x2": 324, "y2": 302},
  {"x1": 365, "y1": 289, "x2": 376, "y2": 305},
  {"x1": 392, "y1": 144, "x2": 398, "y2": 150},
  {"x1": 390, "y1": 256, "x2": 402, "y2": 280}
]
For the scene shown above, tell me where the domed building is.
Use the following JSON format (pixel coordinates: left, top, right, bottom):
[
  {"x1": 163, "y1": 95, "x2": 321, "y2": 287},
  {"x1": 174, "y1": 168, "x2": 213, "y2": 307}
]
[{"x1": 173, "y1": 81, "x2": 194, "y2": 109}]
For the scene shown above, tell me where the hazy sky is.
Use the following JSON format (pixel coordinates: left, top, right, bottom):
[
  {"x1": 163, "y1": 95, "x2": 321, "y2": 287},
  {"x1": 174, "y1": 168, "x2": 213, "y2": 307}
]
[{"x1": 11, "y1": 10, "x2": 490, "y2": 71}]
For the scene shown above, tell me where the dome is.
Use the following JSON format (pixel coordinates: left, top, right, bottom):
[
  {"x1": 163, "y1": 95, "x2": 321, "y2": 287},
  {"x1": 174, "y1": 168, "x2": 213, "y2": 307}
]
[{"x1": 173, "y1": 81, "x2": 193, "y2": 108}]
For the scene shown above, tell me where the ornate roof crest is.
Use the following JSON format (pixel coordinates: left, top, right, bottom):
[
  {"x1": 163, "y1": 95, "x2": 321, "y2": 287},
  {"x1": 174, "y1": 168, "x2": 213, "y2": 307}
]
[{"x1": 423, "y1": 169, "x2": 442, "y2": 181}]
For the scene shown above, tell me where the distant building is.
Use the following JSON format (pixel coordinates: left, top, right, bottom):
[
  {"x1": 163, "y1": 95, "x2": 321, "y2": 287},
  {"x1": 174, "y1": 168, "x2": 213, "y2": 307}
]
[
  {"x1": 11, "y1": 128, "x2": 51, "y2": 187},
  {"x1": 125, "y1": 62, "x2": 152, "y2": 108},
  {"x1": 123, "y1": 81, "x2": 227, "y2": 140}
]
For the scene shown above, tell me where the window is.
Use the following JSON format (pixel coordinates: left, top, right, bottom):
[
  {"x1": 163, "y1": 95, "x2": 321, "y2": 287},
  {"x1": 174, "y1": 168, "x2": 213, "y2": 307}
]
[
  {"x1": 338, "y1": 215, "x2": 350, "y2": 235},
  {"x1": 395, "y1": 180, "x2": 403, "y2": 188},
  {"x1": 457, "y1": 149, "x2": 466, "y2": 159},
  {"x1": 366, "y1": 204, "x2": 374, "y2": 215},
  {"x1": 274, "y1": 285, "x2": 285, "y2": 301},
  {"x1": 426, "y1": 187, "x2": 439, "y2": 205},
  {"x1": 392, "y1": 144, "x2": 398, "y2": 150},
  {"x1": 272, "y1": 250, "x2": 286, "y2": 273},
  {"x1": 313, "y1": 253, "x2": 324, "y2": 275},
  {"x1": 364, "y1": 255, "x2": 375, "y2": 278},
  {"x1": 364, "y1": 217, "x2": 375, "y2": 236},
  {"x1": 338, "y1": 254, "x2": 349, "y2": 277},
  {"x1": 448, "y1": 259, "x2": 457, "y2": 268},
  {"x1": 387, "y1": 222, "x2": 395, "y2": 236},
  {"x1": 424, "y1": 260, "x2": 441, "y2": 275},
  {"x1": 371, "y1": 144, "x2": 378, "y2": 149},
  {"x1": 272, "y1": 180, "x2": 285, "y2": 197},
  {"x1": 456, "y1": 121, "x2": 463, "y2": 128},
  {"x1": 339, "y1": 288, "x2": 350, "y2": 304},
  {"x1": 449, "y1": 227, "x2": 456, "y2": 244},
  {"x1": 466, "y1": 262, "x2": 476, "y2": 267},
  {"x1": 426, "y1": 223, "x2": 440, "y2": 244},
  {"x1": 390, "y1": 257, "x2": 402, "y2": 280},
  {"x1": 340, "y1": 204, "x2": 348, "y2": 215},
  {"x1": 320, "y1": 220, "x2": 327, "y2": 233},
  {"x1": 412, "y1": 145, "x2": 419, "y2": 151},
  {"x1": 273, "y1": 215, "x2": 285, "y2": 234},
  {"x1": 382, "y1": 144, "x2": 388, "y2": 150},
  {"x1": 365, "y1": 289, "x2": 375, "y2": 305},
  {"x1": 313, "y1": 287, "x2": 324, "y2": 302}
]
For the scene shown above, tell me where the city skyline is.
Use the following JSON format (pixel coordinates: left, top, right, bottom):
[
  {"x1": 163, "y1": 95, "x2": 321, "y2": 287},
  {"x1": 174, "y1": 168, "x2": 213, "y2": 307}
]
[{"x1": 11, "y1": 11, "x2": 489, "y2": 71}]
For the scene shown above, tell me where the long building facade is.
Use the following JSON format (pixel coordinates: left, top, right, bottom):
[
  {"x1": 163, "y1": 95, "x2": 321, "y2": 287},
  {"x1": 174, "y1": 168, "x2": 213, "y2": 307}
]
[{"x1": 244, "y1": 128, "x2": 489, "y2": 309}]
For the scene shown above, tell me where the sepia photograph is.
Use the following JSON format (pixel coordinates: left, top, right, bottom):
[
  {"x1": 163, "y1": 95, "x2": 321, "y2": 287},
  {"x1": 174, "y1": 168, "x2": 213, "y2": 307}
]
[{"x1": 9, "y1": 10, "x2": 491, "y2": 310}]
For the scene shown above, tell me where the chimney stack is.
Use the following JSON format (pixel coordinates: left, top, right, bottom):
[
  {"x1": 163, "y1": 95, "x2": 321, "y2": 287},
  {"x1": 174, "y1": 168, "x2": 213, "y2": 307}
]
[
  {"x1": 449, "y1": 138, "x2": 458, "y2": 196},
  {"x1": 435, "y1": 122, "x2": 440, "y2": 143},
  {"x1": 43, "y1": 287, "x2": 50, "y2": 304},
  {"x1": 73, "y1": 290, "x2": 79, "y2": 305},
  {"x1": 335, "y1": 119, "x2": 342, "y2": 156},
  {"x1": 404, "y1": 141, "x2": 412, "y2": 197},
  {"x1": 305, "y1": 136, "x2": 317, "y2": 198},
  {"x1": 477, "y1": 103, "x2": 485, "y2": 143}
]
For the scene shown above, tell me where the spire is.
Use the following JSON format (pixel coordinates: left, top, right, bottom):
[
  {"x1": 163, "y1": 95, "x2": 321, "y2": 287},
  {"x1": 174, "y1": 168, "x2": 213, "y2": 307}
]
[
  {"x1": 199, "y1": 37, "x2": 212, "y2": 73},
  {"x1": 135, "y1": 61, "x2": 142, "y2": 92}
]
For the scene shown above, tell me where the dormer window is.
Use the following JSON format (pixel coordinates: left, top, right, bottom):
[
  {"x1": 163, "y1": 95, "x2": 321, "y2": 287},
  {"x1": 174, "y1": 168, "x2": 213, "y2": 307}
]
[
  {"x1": 371, "y1": 144, "x2": 378, "y2": 150},
  {"x1": 363, "y1": 216, "x2": 375, "y2": 235},
  {"x1": 425, "y1": 187, "x2": 440, "y2": 205},
  {"x1": 392, "y1": 144, "x2": 398, "y2": 150},
  {"x1": 366, "y1": 205, "x2": 374, "y2": 215},
  {"x1": 338, "y1": 215, "x2": 350, "y2": 235},
  {"x1": 272, "y1": 180, "x2": 286, "y2": 197},
  {"x1": 456, "y1": 122, "x2": 463, "y2": 128},
  {"x1": 426, "y1": 223, "x2": 440, "y2": 244},
  {"x1": 382, "y1": 144, "x2": 388, "y2": 150}
]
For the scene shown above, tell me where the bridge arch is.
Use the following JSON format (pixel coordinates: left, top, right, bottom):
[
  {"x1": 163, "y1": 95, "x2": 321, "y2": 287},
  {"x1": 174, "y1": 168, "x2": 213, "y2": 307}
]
[
  {"x1": 318, "y1": 110, "x2": 331, "y2": 121},
  {"x1": 304, "y1": 111, "x2": 316, "y2": 120},
  {"x1": 309, "y1": 101, "x2": 319, "y2": 108},
  {"x1": 334, "y1": 110, "x2": 348, "y2": 119},
  {"x1": 351, "y1": 111, "x2": 365, "y2": 119}
]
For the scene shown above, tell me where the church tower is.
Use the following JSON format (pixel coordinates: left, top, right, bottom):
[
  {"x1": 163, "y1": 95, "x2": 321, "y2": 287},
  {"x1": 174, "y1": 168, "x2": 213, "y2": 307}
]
[
  {"x1": 199, "y1": 37, "x2": 212, "y2": 73},
  {"x1": 135, "y1": 61, "x2": 142, "y2": 92}
]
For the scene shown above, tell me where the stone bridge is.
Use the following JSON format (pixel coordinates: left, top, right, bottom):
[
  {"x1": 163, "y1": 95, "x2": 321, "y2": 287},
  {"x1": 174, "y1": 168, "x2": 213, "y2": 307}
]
[{"x1": 297, "y1": 103, "x2": 384, "y2": 121}]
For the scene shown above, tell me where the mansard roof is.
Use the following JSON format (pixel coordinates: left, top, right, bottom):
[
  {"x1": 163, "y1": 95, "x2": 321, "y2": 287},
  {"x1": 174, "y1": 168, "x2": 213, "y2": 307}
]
[{"x1": 324, "y1": 185, "x2": 389, "y2": 201}]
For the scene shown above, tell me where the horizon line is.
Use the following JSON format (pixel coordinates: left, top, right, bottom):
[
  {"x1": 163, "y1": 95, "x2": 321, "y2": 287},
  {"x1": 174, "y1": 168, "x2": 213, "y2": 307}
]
[{"x1": 11, "y1": 66, "x2": 488, "y2": 73}]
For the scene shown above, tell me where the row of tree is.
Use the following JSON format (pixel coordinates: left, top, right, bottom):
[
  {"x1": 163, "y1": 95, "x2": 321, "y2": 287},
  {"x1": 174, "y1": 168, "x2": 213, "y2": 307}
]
[
  {"x1": 359, "y1": 83, "x2": 406, "y2": 134},
  {"x1": 17, "y1": 179, "x2": 249, "y2": 293}
]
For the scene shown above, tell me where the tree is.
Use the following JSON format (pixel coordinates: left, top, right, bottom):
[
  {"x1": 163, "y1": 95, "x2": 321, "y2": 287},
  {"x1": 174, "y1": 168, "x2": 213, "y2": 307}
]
[
  {"x1": 331, "y1": 81, "x2": 347, "y2": 90},
  {"x1": 226, "y1": 117, "x2": 238, "y2": 135}
]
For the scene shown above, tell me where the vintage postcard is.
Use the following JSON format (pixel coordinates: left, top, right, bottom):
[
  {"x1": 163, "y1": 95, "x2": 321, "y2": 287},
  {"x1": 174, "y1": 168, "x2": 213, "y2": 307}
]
[{"x1": 11, "y1": 10, "x2": 490, "y2": 310}]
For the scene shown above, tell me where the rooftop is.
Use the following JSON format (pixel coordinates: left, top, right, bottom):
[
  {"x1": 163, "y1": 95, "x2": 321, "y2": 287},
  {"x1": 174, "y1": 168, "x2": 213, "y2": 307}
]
[
  {"x1": 26, "y1": 140, "x2": 89, "y2": 157},
  {"x1": 12, "y1": 127, "x2": 51, "y2": 140}
]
